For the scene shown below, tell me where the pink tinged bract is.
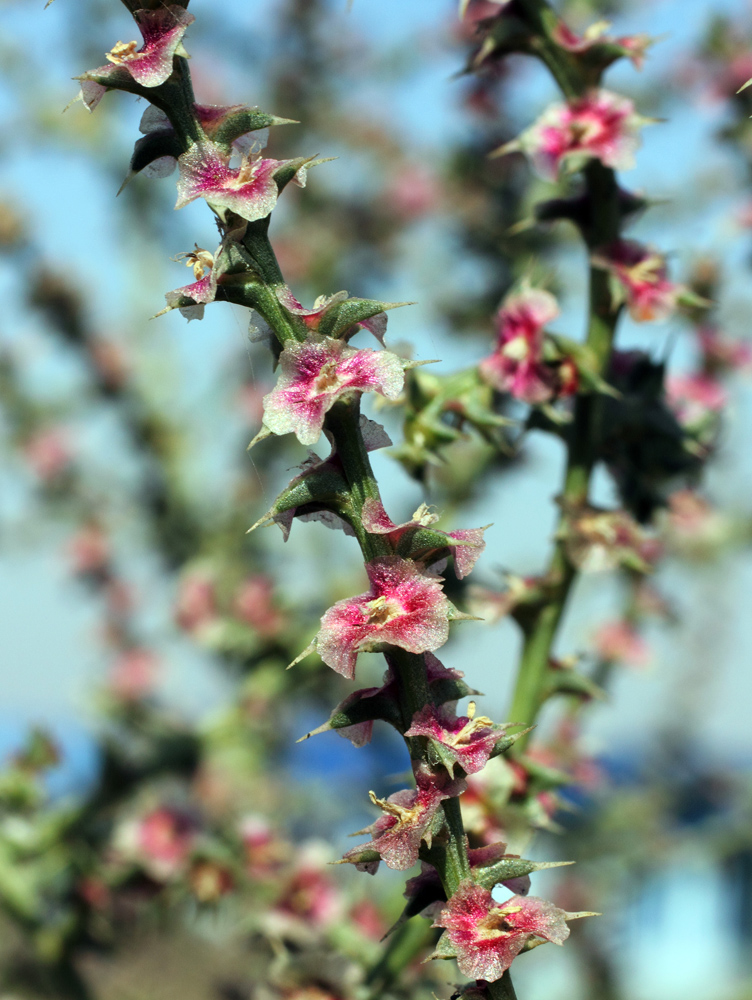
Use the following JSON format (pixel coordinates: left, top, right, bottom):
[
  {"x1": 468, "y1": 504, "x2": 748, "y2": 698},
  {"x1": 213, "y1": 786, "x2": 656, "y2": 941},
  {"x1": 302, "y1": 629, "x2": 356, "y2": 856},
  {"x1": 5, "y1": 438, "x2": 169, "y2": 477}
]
[
  {"x1": 480, "y1": 288, "x2": 560, "y2": 404},
  {"x1": 163, "y1": 245, "x2": 226, "y2": 321},
  {"x1": 342, "y1": 769, "x2": 460, "y2": 872},
  {"x1": 262, "y1": 337, "x2": 405, "y2": 447},
  {"x1": 361, "y1": 498, "x2": 487, "y2": 579},
  {"x1": 433, "y1": 881, "x2": 570, "y2": 981},
  {"x1": 175, "y1": 141, "x2": 282, "y2": 222},
  {"x1": 78, "y1": 7, "x2": 194, "y2": 110},
  {"x1": 592, "y1": 240, "x2": 680, "y2": 322},
  {"x1": 275, "y1": 286, "x2": 389, "y2": 345},
  {"x1": 316, "y1": 557, "x2": 450, "y2": 679},
  {"x1": 502, "y1": 89, "x2": 645, "y2": 181},
  {"x1": 405, "y1": 703, "x2": 503, "y2": 775}
]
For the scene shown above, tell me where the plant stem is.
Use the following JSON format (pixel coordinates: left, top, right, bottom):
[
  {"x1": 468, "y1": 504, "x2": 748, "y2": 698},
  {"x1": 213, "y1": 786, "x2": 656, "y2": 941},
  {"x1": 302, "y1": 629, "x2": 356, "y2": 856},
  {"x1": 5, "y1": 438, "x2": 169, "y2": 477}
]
[
  {"x1": 503, "y1": 4, "x2": 624, "y2": 749},
  {"x1": 364, "y1": 917, "x2": 437, "y2": 993}
]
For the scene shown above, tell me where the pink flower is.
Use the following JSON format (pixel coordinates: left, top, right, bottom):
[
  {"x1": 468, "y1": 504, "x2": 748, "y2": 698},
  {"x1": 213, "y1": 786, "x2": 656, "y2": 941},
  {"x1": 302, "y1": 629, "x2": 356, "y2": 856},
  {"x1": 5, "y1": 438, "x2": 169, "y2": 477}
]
[
  {"x1": 133, "y1": 103, "x2": 273, "y2": 181},
  {"x1": 593, "y1": 240, "x2": 680, "y2": 322},
  {"x1": 698, "y1": 326, "x2": 752, "y2": 372},
  {"x1": 405, "y1": 703, "x2": 505, "y2": 776},
  {"x1": 77, "y1": 7, "x2": 194, "y2": 111},
  {"x1": 315, "y1": 557, "x2": 450, "y2": 679},
  {"x1": 160, "y1": 244, "x2": 228, "y2": 321},
  {"x1": 175, "y1": 141, "x2": 283, "y2": 222},
  {"x1": 592, "y1": 620, "x2": 650, "y2": 667},
  {"x1": 262, "y1": 336, "x2": 405, "y2": 447},
  {"x1": 342, "y1": 767, "x2": 461, "y2": 872},
  {"x1": 240, "y1": 816, "x2": 286, "y2": 878},
  {"x1": 665, "y1": 489, "x2": 730, "y2": 555},
  {"x1": 432, "y1": 881, "x2": 572, "y2": 980},
  {"x1": 233, "y1": 576, "x2": 284, "y2": 638},
  {"x1": 23, "y1": 428, "x2": 71, "y2": 482},
  {"x1": 385, "y1": 164, "x2": 440, "y2": 220},
  {"x1": 299, "y1": 652, "x2": 474, "y2": 748},
  {"x1": 89, "y1": 338, "x2": 130, "y2": 392},
  {"x1": 666, "y1": 373, "x2": 726, "y2": 426},
  {"x1": 274, "y1": 855, "x2": 343, "y2": 928},
  {"x1": 498, "y1": 90, "x2": 646, "y2": 180},
  {"x1": 115, "y1": 807, "x2": 196, "y2": 882},
  {"x1": 174, "y1": 571, "x2": 218, "y2": 634},
  {"x1": 479, "y1": 288, "x2": 565, "y2": 404},
  {"x1": 108, "y1": 648, "x2": 159, "y2": 702},
  {"x1": 68, "y1": 524, "x2": 110, "y2": 577},
  {"x1": 361, "y1": 498, "x2": 487, "y2": 579},
  {"x1": 560, "y1": 502, "x2": 659, "y2": 573}
]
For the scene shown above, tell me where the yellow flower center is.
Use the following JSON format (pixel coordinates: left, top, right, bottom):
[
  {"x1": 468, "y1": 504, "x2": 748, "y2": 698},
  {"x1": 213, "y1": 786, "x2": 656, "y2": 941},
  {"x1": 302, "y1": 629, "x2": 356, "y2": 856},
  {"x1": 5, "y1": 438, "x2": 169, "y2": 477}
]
[
  {"x1": 313, "y1": 359, "x2": 342, "y2": 394},
  {"x1": 445, "y1": 701, "x2": 494, "y2": 747},
  {"x1": 368, "y1": 790, "x2": 422, "y2": 828},
  {"x1": 411, "y1": 502, "x2": 440, "y2": 527},
  {"x1": 106, "y1": 40, "x2": 139, "y2": 64},
  {"x1": 364, "y1": 595, "x2": 402, "y2": 627},
  {"x1": 174, "y1": 247, "x2": 214, "y2": 281},
  {"x1": 501, "y1": 335, "x2": 530, "y2": 362}
]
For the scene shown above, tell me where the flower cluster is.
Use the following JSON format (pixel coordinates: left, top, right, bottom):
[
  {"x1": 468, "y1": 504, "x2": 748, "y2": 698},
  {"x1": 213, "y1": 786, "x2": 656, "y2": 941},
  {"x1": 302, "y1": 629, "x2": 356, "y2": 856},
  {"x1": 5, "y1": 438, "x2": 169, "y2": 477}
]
[{"x1": 479, "y1": 288, "x2": 577, "y2": 405}]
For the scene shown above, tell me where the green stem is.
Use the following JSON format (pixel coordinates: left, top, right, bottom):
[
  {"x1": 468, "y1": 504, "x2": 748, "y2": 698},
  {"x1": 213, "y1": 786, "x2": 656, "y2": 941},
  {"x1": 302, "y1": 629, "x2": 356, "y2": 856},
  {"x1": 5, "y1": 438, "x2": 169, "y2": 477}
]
[
  {"x1": 503, "y1": 13, "x2": 623, "y2": 749},
  {"x1": 489, "y1": 972, "x2": 519, "y2": 1000},
  {"x1": 364, "y1": 918, "x2": 437, "y2": 993}
]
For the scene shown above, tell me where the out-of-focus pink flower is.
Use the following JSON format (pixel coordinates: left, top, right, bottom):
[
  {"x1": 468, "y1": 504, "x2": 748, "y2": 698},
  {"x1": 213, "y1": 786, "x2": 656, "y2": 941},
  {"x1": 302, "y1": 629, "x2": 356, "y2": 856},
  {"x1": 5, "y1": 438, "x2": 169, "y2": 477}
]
[
  {"x1": 174, "y1": 571, "x2": 218, "y2": 634},
  {"x1": 315, "y1": 557, "x2": 450, "y2": 679},
  {"x1": 189, "y1": 860, "x2": 234, "y2": 903},
  {"x1": 89, "y1": 338, "x2": 130, "y2": 391},
  {"x1": 592, "y1": 620, "x2": 651, "y2": 667},
  {"x1": 115, "y1": 807, "x2": 196, "y2": 882},
  {"x1": 497, "y1": 90, "x2": 646, "y2": 180},
  {"x1": 233, "y1": 576, "x2": 284, "y2": 638},
  {"x1": 698, "y1": 327, "x2": 752, "y2": 372},
  {"x1": 23, "y1": 428, "x2": 71, "y2": 482},
  {"x1": 275, "y1": 854, "x2": 343, "y2": 928},
  {"x1": 666, "y1": 373, "x2": 726, "y2": 427},
  {"x1": 386, "y1": 164, "x2": 440, "y2": 220},
  {"x1": 480, "y1": 288, "x2": 569, "y2": 404},
  {"x1": 341, "y1": 767, "x2": 462, "y2": 872},
  {"x1": 69, "y1": 524, "x2": 110, "y2": 577},
  {"x1": 109, "y1": 648, "x2": 159, "y2": 702},
  {"x1": 592, "y1": 240, "x2": 680, "y2": 322},
  {"x1": 432, "y1": 881, "x2": 573, "y2": 980},
  {"x1": 240, "y1": 816, "x2": 287, "y2": 878},
  {"x1": 361, "y1": 498, "x2": 487, "y2": 579},
  {"x1": 77, "y1": 7, "x2": 194, "y2": 111},
  {"x1": 405, "y1": 703, "x2": 505, "y2": 776},
  {"x1": 262, "y1": 336, "x2": 405, "y2": 446},
  {"x1": 560, "y1": 503, "x2": 659, "y2": 573},
  {"x1": 664, "y1": 489, "x2": 731, "y2": 556},
  {"x1": 350, "y1": 899, "x2": 387, "y2": 939}
]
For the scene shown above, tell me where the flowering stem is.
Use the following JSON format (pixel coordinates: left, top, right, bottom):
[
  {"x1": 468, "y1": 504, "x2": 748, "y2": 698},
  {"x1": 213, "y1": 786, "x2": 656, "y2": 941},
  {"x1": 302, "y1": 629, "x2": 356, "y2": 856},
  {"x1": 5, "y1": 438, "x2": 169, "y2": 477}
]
[{"x1": 506, "y1": 12, "x2": 623, "y2": 744}]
